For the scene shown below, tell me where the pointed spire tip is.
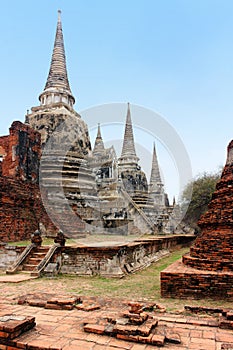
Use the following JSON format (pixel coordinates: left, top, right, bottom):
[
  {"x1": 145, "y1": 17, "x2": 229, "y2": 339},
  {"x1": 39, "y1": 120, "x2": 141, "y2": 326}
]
[
  {"x1": 40, "y1": 8, "x2": 75, "y2": 106},
  {"x1": 58, "y1": 10, "x2": 61, "y2": 21},
  {"x1": 97, "y1": 123, "x2": 102, "y2": 138},
  {"x1": 93, "y1": 123, "x2": 105, "y2": 155},
  {"x1": 150, "y1": 141, "x2": 162, "y2": 186},
  {"x1": 120, "y1": 101, "x2": 138, "y2": 160}
]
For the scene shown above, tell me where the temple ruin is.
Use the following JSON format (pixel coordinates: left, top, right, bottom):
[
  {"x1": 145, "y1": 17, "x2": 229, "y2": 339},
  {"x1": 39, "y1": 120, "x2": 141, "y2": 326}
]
[
  {"x1": 161, "y1": 140, "x2": 233, "y2": 300},
  {"x1": 0, "y1": 10, "x2": 176, "y2": 242}
]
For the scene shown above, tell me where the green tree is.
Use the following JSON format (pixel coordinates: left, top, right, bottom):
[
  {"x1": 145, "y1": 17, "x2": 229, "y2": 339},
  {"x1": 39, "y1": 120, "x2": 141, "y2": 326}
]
[{"x1": 181, "y1": 170, "x2": 221, "y2": 229}]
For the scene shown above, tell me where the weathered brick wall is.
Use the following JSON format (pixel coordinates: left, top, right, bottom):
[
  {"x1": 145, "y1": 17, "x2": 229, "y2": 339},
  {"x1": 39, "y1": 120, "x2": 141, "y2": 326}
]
[
  {"x1": 0, "y1": 235, "x2": 194, "y2": 274},
  {"x1": 182, "y1": 244, "x2": 233, "y2": 271},
  {"x1": 0, "y1": 136, "x2": 9, "y2": 157},
  {"x1": 0, "y1": 177, "x2": 56, "y2": 242},
  {"x1": 60, "y1": 236, "x2": 194, "y2": 277},
  {"x1": 0, "y1": 121, "x2": 41, "y2": 182},
  {"x1": 0, "y1": 121, "x2": 57, "y2": 242}
]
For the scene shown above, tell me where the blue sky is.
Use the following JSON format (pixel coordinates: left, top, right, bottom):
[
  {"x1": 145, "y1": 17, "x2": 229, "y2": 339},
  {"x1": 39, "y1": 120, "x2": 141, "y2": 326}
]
[{"x1": 0, "y1": 0, "x2": 233, "y2": 199}]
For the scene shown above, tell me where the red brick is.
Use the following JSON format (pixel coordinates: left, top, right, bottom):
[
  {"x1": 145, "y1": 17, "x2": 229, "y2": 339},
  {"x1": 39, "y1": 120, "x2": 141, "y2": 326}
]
[
  {"x1": 150, "y1": 334, "x2": 165, "y2": 345},
  {"x1": 84, "y1": 324, "x2": 105, "y2": 335}
]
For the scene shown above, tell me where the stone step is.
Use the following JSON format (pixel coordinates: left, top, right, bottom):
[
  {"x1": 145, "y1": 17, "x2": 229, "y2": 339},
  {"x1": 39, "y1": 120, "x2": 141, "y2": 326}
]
[
  {"x1": 27, "y1": 258, "x2": 42, "y2": 265},
  {"x1": 33, "y1": 248, "x2": 49, "y2": 253},
  {"x1": 23, "y1": 264, "x2": 38, "y2": 271},
  {"x1": 19, "y1": 270, "x2": 32, "y2": 274},
  {"x1": 30, "y1": 271, "x2": 40, "y2": 277},
  {"x1": 30, "y1": 252, "x2": 47, "y2": 259},
  {"x1": 36, "y1": 246, "x2": 50, "y2": 251}
]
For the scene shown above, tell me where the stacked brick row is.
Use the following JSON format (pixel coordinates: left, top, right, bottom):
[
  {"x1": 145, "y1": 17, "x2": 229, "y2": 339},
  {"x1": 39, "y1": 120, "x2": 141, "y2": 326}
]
[
  {"x1": 0, "y1": 177, "x2": 56, "y2": 242},
  {"x1": 161, "y1": 262, "x2": 233, "y2": 300}
]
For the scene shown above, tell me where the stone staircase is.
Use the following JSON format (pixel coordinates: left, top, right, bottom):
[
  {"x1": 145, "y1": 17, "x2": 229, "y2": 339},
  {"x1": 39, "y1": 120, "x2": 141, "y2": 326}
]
[
  {"x1": 119, "y1": 188, "x2": 155, "y2": 233},
  {"x1": 22, "y1": 246, "x2": 50, "y2": 273}
]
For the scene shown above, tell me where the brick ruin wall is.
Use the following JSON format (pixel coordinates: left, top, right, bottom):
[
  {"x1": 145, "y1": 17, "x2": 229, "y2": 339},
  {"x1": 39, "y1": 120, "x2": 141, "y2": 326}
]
[
  {"x1": 0, "y1": 121, "x2": 56, "y2": 242},
  {"x1": 0, "y1": 121, "x2": 41, "y2": 181},
  {"x1": 60, "y1": 236, "x2": 194, "y2": 277}
]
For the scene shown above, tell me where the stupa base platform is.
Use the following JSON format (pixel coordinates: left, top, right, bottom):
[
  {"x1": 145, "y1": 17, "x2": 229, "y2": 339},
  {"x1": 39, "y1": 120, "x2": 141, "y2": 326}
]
[{"x1": 161, "y1": 258, "x2": 233, "y2": 300}]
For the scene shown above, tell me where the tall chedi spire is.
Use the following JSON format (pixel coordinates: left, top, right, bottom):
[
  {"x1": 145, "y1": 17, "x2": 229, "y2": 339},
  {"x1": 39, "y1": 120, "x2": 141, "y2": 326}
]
[
  {"x1": 149, "y1": 142, "x2": 162, "y2": 190},
  {"x1": 118, "y1": 103, "x2": 139, "y2": 169},
  {"x1": 118, "y1": 103, "x2": 148, "y2": 198},
  {"x1": 39, "y1": 10, "x2": 75, "y2": 108},
  {"x1": 149, "y1": 142, "x2": 165, "y2": 206},
  {"x1": 93, "y1": 124, "x2": 105, "y2": 156},
  {"x1": 27, "y1": 10, "x2": 91, "y2": 150}
]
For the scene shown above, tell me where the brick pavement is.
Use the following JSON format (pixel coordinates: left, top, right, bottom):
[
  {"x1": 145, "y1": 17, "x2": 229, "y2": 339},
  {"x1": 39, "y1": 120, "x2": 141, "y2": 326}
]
[
  {"x1": 0, "y1": 274, "x2": 37, "y2": 283},
  {"x1": 0, "y1": 290, "x2": 233, "y2": 350}
]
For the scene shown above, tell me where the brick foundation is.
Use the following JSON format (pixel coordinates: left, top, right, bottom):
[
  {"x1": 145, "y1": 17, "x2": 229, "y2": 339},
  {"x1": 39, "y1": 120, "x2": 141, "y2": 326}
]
[{"x1": 161, "y1": 259, "x2": 233, "y2": 300}]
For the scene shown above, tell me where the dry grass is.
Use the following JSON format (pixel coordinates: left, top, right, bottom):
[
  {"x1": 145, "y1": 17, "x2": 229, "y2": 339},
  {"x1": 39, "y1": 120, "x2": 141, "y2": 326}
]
[{"x1": 2, "y1": 246, "x2": 232, "y2": 313}]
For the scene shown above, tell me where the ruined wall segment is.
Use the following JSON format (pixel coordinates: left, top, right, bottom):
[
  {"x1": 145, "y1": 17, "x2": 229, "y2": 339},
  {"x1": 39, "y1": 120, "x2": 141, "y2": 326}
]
[
  {"x1": 0, "y1": 121, "x2": 41, "y2": 182},
  {"x1": 0, "y1": 178, "x2": 56, "y2": 243},
  {"x1": 0, "y1": 122, "x2": 56, "y2": 242}
]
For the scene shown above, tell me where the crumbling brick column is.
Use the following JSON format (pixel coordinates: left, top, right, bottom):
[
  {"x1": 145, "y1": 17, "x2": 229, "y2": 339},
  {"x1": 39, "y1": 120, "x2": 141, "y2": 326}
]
[
  {"x1": 161, "y1": 140, "x2": 233, "y2": 300},
  {"x1": 0, "y1": 122, "x2": 56, "y2": 242},
  {"x1": 184, "y1": 140, "x2": 233, "y2": 272}
]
